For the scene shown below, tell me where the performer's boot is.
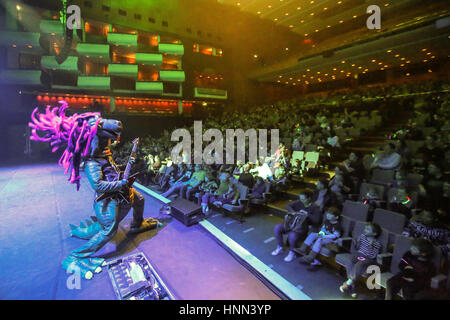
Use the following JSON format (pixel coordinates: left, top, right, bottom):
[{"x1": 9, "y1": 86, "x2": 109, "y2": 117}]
[
  {"x1": 128, "y1": 189, "x2": 162, "y2": 234},
  {"x1": 128, "y1": 218, "x2": 162, "y2": 234},
  {"x1": 62, "y1": 256, "x2": 94, "y2": 280}
]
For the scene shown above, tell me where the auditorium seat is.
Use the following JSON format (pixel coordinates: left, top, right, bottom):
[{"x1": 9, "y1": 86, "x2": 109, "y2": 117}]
[
  {"x1": 406, "y1": 173, "x2": 424, "y2": 188},
  {"x1": 372, "y1": 208, "x2": 407, "y2": 235},
  {"x1": 249, "y1": 182, "x2": 272, "y2": 206},
  {"x1": 304, "y1": 151, "x2": 319, "y2": 170},
  {"x1": 358, "y1": 182, "x2": 386, "y2": 204},
  {"x1": 340, "y1": 200, "x2": 371, "y2": 237},
  {"x1": 371, "y1": 169, "x2": 396, "y2": 186},
  {"x1": 387, "y1": 188, "x2": 418, "y2": 209},
  {"x1": 372, "y1": 208, "x2": 407, "y2": 247},
  {"x1": 305, "y1": 144, "x2": 318, "y2": 152},
  {"x1": 222, "y1": 183, "x2": 250, "y2": 221}
]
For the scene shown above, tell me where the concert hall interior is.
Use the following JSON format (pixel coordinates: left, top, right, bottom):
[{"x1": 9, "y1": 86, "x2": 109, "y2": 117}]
[{"x1": 0, "y1": 0, "x2": 449, "y2": 301}]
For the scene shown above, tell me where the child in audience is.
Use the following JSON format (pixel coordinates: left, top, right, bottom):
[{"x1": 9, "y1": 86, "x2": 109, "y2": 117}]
[
  {"x1": 201, "y1": 173, "x2": 231, "y2": 213},
  {"x1": 385, "y1": 238, "x2": 435, "y2": 300},
  {"x1": 313, "y1": 179, "x2": 335, "y2": 210},
  {"x1": 340, "y1": 222, "x2": 383, "y2": 298},
  {"x1": 298, "y1": 207, "x2": 342, "y2": 268},
  {"x1": 198, "y1": 172, "x2": 218, "y2": 209},
  {"x1": 248, "y1": 176, "x2": 266, "y2": 200},
  {"x1": 212, "y1": 180, "x2": 240, "y2": 208}
]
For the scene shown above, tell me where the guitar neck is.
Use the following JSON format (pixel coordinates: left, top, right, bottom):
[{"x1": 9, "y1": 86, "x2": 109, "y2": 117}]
[
  {"x1": 123, "y1": 160, "x2": 132, "y2": 180},
  {"x1": 123, "y1": 138, "x2": 139, "y2": 180}
]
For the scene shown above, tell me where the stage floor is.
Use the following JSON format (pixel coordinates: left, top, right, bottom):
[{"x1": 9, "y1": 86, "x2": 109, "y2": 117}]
[{"x1": 0, "y1": 164, "x2": 279, "y2": 300}]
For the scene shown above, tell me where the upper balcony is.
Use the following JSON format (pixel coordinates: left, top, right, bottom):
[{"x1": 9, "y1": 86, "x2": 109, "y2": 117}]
[
  {"x1": 107, "y1": 33, "x2": 138, "y2": 48},
  {"x1": 158, "y1": 43, "x2": 184, "y2": 56}
]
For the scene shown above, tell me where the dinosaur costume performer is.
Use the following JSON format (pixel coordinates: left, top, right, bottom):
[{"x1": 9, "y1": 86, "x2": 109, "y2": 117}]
[{"x1": 29, "y1": 101, "x2": 161, "y2": 280}]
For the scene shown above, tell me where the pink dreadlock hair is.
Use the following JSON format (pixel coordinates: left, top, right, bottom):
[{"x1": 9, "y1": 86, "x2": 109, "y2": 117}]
[{"x1": 28, "y1": 100, "x2": 102, "y2": 190}]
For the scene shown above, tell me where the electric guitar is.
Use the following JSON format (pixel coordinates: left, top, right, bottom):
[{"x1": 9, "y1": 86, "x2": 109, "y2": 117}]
[{"x1": 95, "y1": 138, "x2": 140, "y2": 203}]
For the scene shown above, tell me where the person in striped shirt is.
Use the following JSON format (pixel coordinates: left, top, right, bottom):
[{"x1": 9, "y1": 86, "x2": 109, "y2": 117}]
[{"x1": 340, "y1": 222, "x2": 383, "y2": 298}]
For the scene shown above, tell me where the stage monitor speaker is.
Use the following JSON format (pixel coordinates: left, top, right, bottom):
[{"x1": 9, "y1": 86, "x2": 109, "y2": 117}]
[{"x1": 170, "y1": 198, "x2": 204, "y2": 226}]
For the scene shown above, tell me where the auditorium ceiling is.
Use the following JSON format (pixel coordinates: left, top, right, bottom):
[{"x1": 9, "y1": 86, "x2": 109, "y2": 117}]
[{"x1": 218, "y1": 0, "x2": 450, "y2": 85}]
